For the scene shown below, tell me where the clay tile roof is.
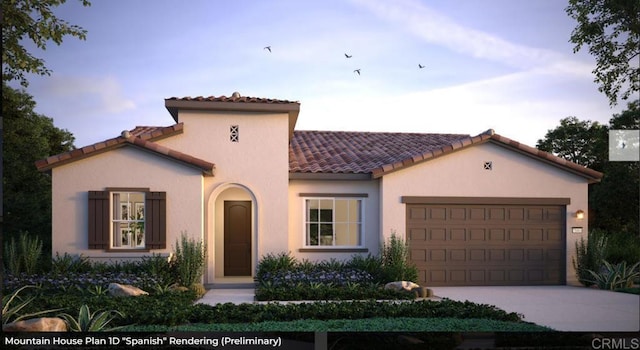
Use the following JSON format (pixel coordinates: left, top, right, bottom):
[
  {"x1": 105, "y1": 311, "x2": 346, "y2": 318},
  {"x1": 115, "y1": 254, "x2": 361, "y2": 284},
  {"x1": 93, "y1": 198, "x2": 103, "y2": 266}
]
[
  {"x1": 289, "y1": 129, "x2": 603, "y2": 182},
  {"x1": 165, "y1": 94, "x2": 299, "y2": 105},
  {"x1": 35, "y1": 123, "x2": 215, "y2": 176},
  {"x1": 164, "y1": 93, "x2": 301, "y2": 129},
  {"x1": 289, "y1": 130, "x2": 471, "y2": 175}
]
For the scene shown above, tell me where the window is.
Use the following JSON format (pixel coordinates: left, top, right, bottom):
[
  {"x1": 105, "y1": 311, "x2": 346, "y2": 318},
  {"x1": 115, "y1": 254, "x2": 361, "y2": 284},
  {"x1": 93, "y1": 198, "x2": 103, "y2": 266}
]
[
  {"x1": 88, "y1": 190, "x2": 166, "y2": 250},
  {"x1": 304, "y1": 198, "x2": 362, "y2": 247},
  {"x1": 111, "y1": 192, "x2": 145, "y2": 249}
]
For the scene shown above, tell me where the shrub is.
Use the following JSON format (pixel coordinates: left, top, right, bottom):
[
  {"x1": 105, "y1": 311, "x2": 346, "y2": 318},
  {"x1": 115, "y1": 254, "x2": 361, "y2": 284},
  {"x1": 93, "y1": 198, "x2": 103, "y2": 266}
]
[
  {"x1": 139, "y1": 253, "x2": 176, "y2": 285},
  {"x1": 3, "y1": 232, "x2": 44, "y2": 275},
  {"x1": 20, "y1": 233, "x2": 43, "y2": 275},
  {"x1": 173, "y1": 232, "x2": 206, "y2": 288},
  {"x1": 587, "y1": 260, "x2": 640, "y2": 290},
  {"x1": 573, "y1": 229, "x2": 608, "y2": 286},
  {"x1": 256, "y1": 252, "x2": 297, "y2": 281},
  {"x1": 189, "y1": 299, "x2": 524, "y2": 325},
  {"x1": 3, "y1": 237, "x2": 20, "y2": 275},
  {"x1": 51, "y1": 253, "x2": 91, "y2": 274},
  {"x1": 346, "y1": 254, "x2": 384, "y2": 282},
  {"x1": 2, "y1": 285, "x2": 64, "y2": 325},
  {"x1": 604, "y1": 231, "x2": 640, "y2": 265},
  {"x1": 58, "y1": 304, "x2": 125, "y2": 332},
  {"x1": 380, "y1": 232, "x2": 418, "y2": 283}
]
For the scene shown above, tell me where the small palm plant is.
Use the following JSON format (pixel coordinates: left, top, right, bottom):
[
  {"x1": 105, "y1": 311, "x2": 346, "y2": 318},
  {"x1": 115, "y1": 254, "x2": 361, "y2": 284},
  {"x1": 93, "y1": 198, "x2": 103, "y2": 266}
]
[
  {"x1": 58, "y1": 305, "x2": 126, "y2": 332},
  {"x1": 3, "y1": 286, "x2": 64, "y2": 325}
]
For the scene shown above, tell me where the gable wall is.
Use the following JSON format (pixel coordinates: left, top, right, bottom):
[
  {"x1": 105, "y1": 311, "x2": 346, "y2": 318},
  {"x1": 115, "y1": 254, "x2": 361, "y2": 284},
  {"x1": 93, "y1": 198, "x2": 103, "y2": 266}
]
[
  {"x1": 51, "y1": 147, "x2": 203, "y2": 259},
  {"x1": 380, "y1": 142, "x2": 590, "y2": 285},
  {"x1": 158, "y1": 110, "x2": 291, "y2": 275}
]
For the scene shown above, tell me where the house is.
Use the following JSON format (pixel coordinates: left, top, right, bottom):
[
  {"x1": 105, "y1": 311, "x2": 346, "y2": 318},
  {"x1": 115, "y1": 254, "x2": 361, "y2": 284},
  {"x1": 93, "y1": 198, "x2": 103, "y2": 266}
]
[{"x1": 36, "y1": 93, "x2": 602, "y2": 287}]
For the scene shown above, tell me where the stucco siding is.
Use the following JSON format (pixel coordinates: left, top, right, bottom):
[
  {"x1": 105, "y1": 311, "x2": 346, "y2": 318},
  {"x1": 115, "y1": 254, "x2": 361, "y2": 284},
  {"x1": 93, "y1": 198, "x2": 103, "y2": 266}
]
[
  {"x1": 51, "y1": 147, "x2": 204, "y2": 260},
  {"x1": 380, "y1": 142, "x2": 590, "y2": 285},
  {"x1": 288, "y1": 179, "x2": 381, "y2": 262},
  {"x1": 160, "y1": 110, "x2": 291, "y2": 282}
]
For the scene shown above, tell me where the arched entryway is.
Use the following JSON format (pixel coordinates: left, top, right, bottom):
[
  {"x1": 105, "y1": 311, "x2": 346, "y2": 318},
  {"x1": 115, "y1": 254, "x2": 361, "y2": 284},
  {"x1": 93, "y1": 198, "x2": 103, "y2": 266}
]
[{"x1": 207, "y1": 183, "x2": 257, "y2": 286}]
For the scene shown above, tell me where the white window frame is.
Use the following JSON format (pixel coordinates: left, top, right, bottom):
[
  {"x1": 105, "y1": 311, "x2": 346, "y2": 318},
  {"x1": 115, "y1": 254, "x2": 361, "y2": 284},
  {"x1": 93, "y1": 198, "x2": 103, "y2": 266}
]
[
  {"x1": 110, "y1": 191, "x2": 146, "y2": 249},
  {"x1": 302, "y1": 197, "x2": 364, "y2": 249}
]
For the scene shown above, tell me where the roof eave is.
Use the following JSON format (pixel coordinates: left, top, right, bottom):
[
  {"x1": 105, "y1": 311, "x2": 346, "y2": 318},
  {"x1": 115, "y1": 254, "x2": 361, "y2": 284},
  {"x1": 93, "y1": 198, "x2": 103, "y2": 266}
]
[
  {"x1": 164, "y1": 99, "x2": 300, "y2": 139},
  {"x1": 289, "y1": 172, "x2": 373, "y2": 181},
  {"x1": 371, "y1": 129, "x2": 603, "y2": 183}
]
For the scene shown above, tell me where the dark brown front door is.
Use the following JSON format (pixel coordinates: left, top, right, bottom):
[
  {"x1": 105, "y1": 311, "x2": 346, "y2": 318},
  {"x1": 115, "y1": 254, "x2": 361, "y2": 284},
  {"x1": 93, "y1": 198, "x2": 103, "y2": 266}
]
[{"x1": 224, "y1": 201, "x2": 252, "y2": 276}]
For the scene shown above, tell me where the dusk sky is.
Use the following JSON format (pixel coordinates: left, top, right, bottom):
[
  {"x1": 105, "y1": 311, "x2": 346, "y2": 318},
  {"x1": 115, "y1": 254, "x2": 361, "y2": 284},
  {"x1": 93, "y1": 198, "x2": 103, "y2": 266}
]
[{"x1": 14, "y1": 0, "x2": 627, "y2": 148}]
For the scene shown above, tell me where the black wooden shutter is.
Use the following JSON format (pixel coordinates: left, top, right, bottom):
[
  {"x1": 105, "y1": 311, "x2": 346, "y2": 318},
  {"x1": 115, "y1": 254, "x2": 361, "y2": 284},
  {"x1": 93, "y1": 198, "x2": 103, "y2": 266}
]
[
  {"x1": 88, "y1": 191, "x2": 109, "y2": 249},
  {"x1": 145, "y1": 191, "x2": 167, "y2": 249}
]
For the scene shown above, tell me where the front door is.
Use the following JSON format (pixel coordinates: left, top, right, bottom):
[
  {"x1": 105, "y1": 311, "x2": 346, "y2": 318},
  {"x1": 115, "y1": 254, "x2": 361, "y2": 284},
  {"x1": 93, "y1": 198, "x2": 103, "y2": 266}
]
[{"x1": 224, "y1": 201, "x2": 252, "y2": 276}]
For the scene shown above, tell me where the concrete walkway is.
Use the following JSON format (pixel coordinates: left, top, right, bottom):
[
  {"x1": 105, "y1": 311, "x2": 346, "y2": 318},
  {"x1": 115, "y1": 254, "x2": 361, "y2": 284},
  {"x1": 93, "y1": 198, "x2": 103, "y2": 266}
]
[
  {"x1": 197, "y1": 285, "x2": 640, "y2": 332},
  {"x1": 432, "y1": 285, "x2": 640, "y2": 332}
]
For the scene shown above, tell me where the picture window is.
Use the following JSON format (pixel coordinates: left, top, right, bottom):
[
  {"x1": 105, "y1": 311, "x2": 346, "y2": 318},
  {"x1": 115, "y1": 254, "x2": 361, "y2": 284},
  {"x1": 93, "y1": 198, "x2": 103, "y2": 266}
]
[{"x1": 111, "y1": 192, "x2": 145, "y2": 249}]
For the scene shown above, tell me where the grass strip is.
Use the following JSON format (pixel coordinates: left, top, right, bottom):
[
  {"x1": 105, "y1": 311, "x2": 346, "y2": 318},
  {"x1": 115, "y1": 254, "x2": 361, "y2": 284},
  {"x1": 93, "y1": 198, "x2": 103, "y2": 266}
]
[{"x1": 122, "y1": 317, "x2": 553, "y2": 332}]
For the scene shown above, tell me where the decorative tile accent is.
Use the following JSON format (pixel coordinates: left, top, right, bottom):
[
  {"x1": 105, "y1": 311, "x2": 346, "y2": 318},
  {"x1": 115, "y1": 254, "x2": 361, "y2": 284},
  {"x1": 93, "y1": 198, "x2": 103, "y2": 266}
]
[{"x1": 230, "y1": 125, "x2": 239, "y2": 142}]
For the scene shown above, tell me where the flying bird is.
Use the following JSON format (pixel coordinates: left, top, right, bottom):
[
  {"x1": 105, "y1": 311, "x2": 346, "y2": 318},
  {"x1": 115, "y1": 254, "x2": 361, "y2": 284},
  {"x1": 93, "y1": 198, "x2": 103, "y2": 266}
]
[
  {"x1": 344, "y1": 53, "x2": 352, "y2": 58},
  {"x1": 264, "y1": 46, "x2": 271, "y2": 52},
  {"x1": 353, "y1": 69, "x2": 361, "y2": 75},
  {"x1": 418, "y1": 64, "x2": 425, "y2": 69}
]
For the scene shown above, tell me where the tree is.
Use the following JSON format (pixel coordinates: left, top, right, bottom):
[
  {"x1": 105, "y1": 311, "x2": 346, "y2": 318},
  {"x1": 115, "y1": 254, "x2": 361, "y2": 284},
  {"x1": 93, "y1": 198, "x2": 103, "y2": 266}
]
[
  {"x1": 589, "y1": 102, "x2": 639, "y2": 234},
  {"x1": 2, "y1": 0, "x2": 91, "y2": 87},
  {"x1": 536, "y1": 116, "x2": 608, "y2": 171},
  {"x1": 2, "y1": 82, "x2": 75, "y2": 254},
  {"x1": 566, "y1": 0, "x2": 640, "y2": 106},
  {"x1": 537, "y1": 102, "x2": 639, "y2": 234}
]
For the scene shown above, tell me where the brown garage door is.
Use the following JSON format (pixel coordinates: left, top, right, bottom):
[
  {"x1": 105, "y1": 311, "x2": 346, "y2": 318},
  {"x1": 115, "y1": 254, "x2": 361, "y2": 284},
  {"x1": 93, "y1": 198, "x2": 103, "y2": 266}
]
[{"x1": 407, "y1": 201, "x2": 566, "y2": 286}]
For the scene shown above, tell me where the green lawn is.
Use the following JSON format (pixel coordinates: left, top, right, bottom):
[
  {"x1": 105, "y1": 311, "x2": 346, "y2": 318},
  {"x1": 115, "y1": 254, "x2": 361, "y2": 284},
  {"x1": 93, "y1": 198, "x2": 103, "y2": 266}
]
[{"x1": 122, "y1": 317, "x2": 552, "y2": 332}]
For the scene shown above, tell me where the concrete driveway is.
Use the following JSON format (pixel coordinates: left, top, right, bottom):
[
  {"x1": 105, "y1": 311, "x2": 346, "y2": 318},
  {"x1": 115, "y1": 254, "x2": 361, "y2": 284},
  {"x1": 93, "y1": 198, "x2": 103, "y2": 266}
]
[{"x1": 432, "y1": 285, "x2": 640, "y2": 332}]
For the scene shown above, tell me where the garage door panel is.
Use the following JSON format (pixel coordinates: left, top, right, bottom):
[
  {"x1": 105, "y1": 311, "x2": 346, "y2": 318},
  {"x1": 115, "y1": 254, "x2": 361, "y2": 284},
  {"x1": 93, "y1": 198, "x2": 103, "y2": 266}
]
[
  {"x1": 547, "y1": 229, "x2": 562, "y2": 241},
  {"x1": 508, "y1": 229, "x2": 525, "y2": 241},
  {"x1": 469, "y1": 229, "x2": 486, "y2": 241},
  {"x1": 430, "y1": 207, "x2": 446, "y2": 220},
  {"x1": 430, "y1": 228, "x2": 446, "y2": 240},
  {"x1": 409, "y1": 228, "x2": 427, "y2": 240},
  {"x1": 408, "y1": 207, "x2": 427, "y2": 220},
  {"x1": 470, "y1": 249, "x2": 485, "y2": 261},
  {"x1": 450, "y1": 228, "x2": 466, "y2": 241},
  {"x1": 408, "y1": 203, "x2": 565, "y2": 286},
  {"x1": 489, "y1": 249, "x2": 506, "y2": 262},
  {"x1": 450, "y1": 208, "x2": 466, "y2": 220},
  {"x1": 528, "y1": 229, "x2": 544, "y2": 241},
  {"x1": 449, "y1": 249, "x2": 465, "y2": 261},
  {"x1": 431, "y1": 249, "x2": 446, "y2": 262}
]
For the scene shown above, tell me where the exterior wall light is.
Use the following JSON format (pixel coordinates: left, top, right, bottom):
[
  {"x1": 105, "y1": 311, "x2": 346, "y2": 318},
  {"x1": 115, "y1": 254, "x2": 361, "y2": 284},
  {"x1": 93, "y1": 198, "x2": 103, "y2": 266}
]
[{"x1": 575, "y1": 209, "x2": 585, "y2": 220}]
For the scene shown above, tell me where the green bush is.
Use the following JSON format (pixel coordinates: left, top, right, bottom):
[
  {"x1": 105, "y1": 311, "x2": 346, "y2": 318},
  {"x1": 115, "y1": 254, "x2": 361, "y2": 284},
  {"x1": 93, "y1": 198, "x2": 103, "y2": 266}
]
[
  {"x1": 3, "y1": 232, "x2": 44, "y2": 275},
  {"x1": 587, "y1": 260, "x2": 640, "y2": 290},
  {"x1": 189, "y1": 299, "x2": 524, "y2": 325},
  {"x1": 58, "y1": 304, "x2": 125, "y2": 332},
  {"x1": 2, "y1": 286, "x2": 64, "y2": 325},
  {"x1": 255, "y1": 283, "x2": 414, "y2": 301},
  {"x1": 51, "y1": 253, "x2": 92, "y2": 274},
  {"x1": 173, "y1": 232, "x2": 206, "y2": 288},
  {"x1": 256, "y1": 251, "x2": 297, "y2": 281},
  {"x1": 380, "y1": 232, "x2": 418, "y2": 283},
  {"x1": 345, "y1": 254, "x2": 384, "y2": 283},
  {"x1": 573, "y1": 229, "x2": 608, "y2": 286},
  {"x1": 139, "y1": 253, "x2": 176, "y2": 285},
  {"x1": 604, "y1": 231, "x2": 640, "y2": 265}
]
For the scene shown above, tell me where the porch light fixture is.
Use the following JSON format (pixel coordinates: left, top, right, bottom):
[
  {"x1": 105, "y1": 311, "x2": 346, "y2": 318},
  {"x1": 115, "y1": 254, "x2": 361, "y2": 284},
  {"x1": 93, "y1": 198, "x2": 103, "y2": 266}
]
[{"x1": 575, "y1": 209, "x2": 585, "y2": 220}]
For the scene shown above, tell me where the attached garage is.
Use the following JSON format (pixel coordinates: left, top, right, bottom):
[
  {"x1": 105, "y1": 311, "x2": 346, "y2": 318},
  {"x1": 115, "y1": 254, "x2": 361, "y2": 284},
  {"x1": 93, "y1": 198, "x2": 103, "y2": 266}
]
[{"x1": 404, "y1": 197, "x2": 568, "y2": 286}]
